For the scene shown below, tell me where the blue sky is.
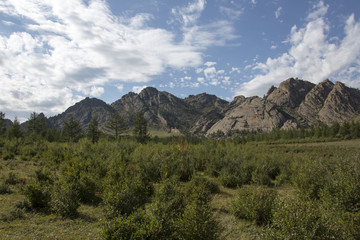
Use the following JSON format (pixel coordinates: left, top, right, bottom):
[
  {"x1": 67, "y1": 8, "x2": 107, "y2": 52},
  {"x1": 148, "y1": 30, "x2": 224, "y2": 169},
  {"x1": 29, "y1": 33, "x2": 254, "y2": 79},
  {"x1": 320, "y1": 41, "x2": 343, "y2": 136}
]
[{"x1": 1, "y1": 0, "x2": 360, "y2": 121}]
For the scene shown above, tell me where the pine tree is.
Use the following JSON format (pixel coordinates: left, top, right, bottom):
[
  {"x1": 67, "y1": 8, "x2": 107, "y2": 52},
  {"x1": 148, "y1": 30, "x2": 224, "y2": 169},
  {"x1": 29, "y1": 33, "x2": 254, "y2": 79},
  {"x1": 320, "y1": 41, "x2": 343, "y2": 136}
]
[
  {"x1": 0, "y1": 112, "x2": 6, "y2": 136},
  {"x1": 133, "y1": 111, "x2": 150, "y2": 144},
  {"x1": 87, "y1": 118, "x2": 100, "y2": 143},
  {"x1": 62, "y1": 116, "x2": 82, "y2": 142},
  {"x1": 105, "y1": 112, "x2": 126, "y2": 139},
  {"x1": 26, "y1": 112, "x2": 48, "y2": 139},
  {"x1": 8, "y1": 117, "x2": 23, "y2": 140}
]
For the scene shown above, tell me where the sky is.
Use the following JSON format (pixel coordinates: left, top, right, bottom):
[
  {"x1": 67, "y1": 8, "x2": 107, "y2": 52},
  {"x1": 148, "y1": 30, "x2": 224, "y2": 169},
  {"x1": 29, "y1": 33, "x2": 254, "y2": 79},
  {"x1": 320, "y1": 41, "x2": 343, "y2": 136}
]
[{"x1": 1, "y1": 0, "x2": 360, "y2": 122}]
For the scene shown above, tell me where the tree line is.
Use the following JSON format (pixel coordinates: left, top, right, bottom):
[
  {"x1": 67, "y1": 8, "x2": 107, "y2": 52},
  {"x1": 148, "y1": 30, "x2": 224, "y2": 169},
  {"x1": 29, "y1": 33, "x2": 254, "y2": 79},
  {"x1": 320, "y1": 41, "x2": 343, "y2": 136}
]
[
  {"x1": 0, "y1": 111, "x2": 150, "y2": 144},
  {"x1": 1, "y1": 110, "x2": 360, "y2": 144}
]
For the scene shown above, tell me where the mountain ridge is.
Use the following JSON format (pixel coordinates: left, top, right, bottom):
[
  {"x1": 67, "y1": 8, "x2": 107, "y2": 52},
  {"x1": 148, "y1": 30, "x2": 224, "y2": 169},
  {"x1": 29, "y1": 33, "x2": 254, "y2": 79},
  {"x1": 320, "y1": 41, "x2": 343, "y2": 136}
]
[{"x1": 23, "y1": 78, "x2": 360, "y2": 136}]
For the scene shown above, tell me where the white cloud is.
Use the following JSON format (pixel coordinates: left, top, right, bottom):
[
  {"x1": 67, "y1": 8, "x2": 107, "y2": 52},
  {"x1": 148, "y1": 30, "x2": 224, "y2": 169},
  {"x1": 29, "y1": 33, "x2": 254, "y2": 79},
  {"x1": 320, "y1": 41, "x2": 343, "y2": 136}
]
[
  {"x1": 116, "y1": 84, "x2": 124, "y2": 92},
  {"x1": 235, "y1": 3, "x2": 360, "y2": 97},
  {"x1": 223, "y1": 76, "x2": 231, "y2": 85},
  {"x1": 307, "y1": 1, "x2": 329, "y2": 21},
  {"x1": 231, "y1": 67, "x2": 241, "y2": 73},
  {"x1": 0, "y1": 0, "x2": 207, "y2": 119},
  {"x1": 171, "y1": 0, "x2": 206, "y2": 27},
  {"x1": 182, "y1": 20, "x2": 238, "y2": 48},
  {"x1": 204, "y1": 67, "x2": 217, "y2": 80},
  {"x1": 132, "y1": 85, "x2": 147, "y2": 94},
  {"x1": 204, "y1": 61, "x2": 216, "y2": 67},
  {"x1": 251, "y1": 0, "x2": 256, "y2": 6},
  {"x1": 172, "y1": 0, "x2": 237, "y2": 48},
  {"x1": 197, "y1": 77, "x2": 206, "y2": 84},
  {"x1": 275, "y1": 7, "x2": 282, "y2": 19},
  {"x1": 220, "y1": 6, "x2": 243, "y2": 20}
]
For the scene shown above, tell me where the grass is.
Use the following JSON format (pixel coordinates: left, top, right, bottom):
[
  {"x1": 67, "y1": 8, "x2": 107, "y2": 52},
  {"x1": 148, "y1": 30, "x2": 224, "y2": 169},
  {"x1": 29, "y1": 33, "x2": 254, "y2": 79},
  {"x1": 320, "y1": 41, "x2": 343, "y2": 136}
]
[
  {"x1": 0, "y1": 138, "x2": 359, "y2": 239},
  {"x1": 211, "y1": 186, "x2": 263, "y2": 240},
  {"x1": 0, "y1": 156, "x2": 102, "y2": 240}
]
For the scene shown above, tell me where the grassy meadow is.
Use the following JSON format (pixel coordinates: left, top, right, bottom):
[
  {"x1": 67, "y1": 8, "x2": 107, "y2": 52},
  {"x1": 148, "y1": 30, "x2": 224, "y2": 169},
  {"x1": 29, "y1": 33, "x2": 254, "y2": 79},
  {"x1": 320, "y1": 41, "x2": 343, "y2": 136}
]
[{"x1": 0, "y1": 136, "x2": 359, "y2": 239}]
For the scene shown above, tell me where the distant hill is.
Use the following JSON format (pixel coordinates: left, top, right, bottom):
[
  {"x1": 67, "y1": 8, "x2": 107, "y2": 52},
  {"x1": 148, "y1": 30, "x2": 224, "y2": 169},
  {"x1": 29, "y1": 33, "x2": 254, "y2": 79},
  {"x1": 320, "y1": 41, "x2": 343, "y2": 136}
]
[{"x1": 34, "y1": 78, "x2": 360, "y2": 136}]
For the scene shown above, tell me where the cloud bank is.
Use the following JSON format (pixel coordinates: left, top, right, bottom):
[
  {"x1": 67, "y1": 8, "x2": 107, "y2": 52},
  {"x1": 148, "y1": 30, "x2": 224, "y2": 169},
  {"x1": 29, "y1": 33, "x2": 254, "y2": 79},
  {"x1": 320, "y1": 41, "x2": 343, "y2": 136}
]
[
  {"x1": 0, "y1": 0, "x2": 236, "y2": 120},
  {"x1": 236, "y1": 1, "x2": 360, "y2": 97}
]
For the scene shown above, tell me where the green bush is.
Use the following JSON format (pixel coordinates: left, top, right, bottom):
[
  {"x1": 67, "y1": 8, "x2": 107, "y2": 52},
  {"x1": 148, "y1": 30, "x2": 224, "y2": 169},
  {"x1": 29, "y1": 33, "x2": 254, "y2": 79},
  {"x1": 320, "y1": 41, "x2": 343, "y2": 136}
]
[
  {"x1": 320, "y1": 158, "x2": 360, "y2": 213},
  {"x1": 219, "y1": 170, "x2": 241, "y2": 188},
  {"x1": 103, "y1": 176, "x2": 153, "y2": 218},
  {"x1": 0, "y1": 182, "x2": 12, "y2": 194},
  {"x1": 263, "y1": 196, "x2": 341, "y2": 240},
  {"x1": 23, "y1": 182, "x2": 51, "y2": 210},
  {"x1": 231, "y1": 185, "x2": 277, "y2": 225},
  {"x1": 5, "y1": 172, "x2": 25, "y2": 185},
  {"x1": 175, "y1": 202, "x2": 220, "y2": 240},
  {"x1": 291, "y1": 158, "x2": 329, "y2": 199},
  {"x1": 51, "y1": 181, "x2": 80, "y2": 218}
]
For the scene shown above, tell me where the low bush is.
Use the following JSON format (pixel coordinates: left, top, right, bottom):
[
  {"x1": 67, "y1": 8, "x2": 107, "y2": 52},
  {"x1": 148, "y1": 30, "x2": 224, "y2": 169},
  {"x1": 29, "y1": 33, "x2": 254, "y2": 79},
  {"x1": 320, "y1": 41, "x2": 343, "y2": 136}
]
[
  {"x1": 263, "y1": 196, "x2": 342, "y2": 240},
  {"x1": 231, "y1": 185, "x2": 277, "y2": 225},
  {"x1": 103, "y1": 176, "x2": 153, "y2": 219},
  {"x1": 0, "y1": 182, "x2": 12, "y2": 194},
  {"x1": 51, "y1": 181, "x2": 80, "y2": 218},
  {"x1": 23, "y1": 182, "x2": 51, "y2": 211},
  {"x1": 175, "y1": 202, "x2": 220, "y2": 240}
]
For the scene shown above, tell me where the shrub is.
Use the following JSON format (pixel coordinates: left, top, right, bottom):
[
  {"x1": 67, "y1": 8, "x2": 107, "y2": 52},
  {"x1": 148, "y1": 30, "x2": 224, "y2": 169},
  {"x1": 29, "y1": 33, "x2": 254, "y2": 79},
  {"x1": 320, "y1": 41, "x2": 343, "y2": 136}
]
[
  {"x1": 103, "y1": 176, "x2": 153, "y2": 219},
  {"x1": 187, "y1": 175, "x2": 219, "y2": 194},
  {"x1": 175, "y1": 202, "x2": 220, "y2": 240},
  {"x1": 251, "y1": 164, "x2": 280, "y2": 187},
  {"x1": 77, "y1": 175, "x2": 100, "y2": 205},
  {"x1": 231, "y1": 185, "x2": 277, "y2": 225},
  {"x1": 102, "y1": 209, "x2": 161, "y2": 240},
  {"x1": 263, "y1": 196, "x2": 342, "y2": 240},
  {"x1": 0, "y1": 182, "x2": 12, "y2": 194},
  {"x1": 320, "y1": 158, "x2": 360, "y2": 213},
  {"x1": 291, "y1": 158, "x2": 329, "y2": 199},
  {"x1": 219, "y1": 171, "x2": 241, "y2": 188},
  {"x1": 23, "y1": 182, "x2": 51, "y2": 210},
  {"x1": 51, "y1": 181, "x2": 80, "y2": 218},
  {"x1": 5, "y1": 172, "x2": 25, "y2": 185}
]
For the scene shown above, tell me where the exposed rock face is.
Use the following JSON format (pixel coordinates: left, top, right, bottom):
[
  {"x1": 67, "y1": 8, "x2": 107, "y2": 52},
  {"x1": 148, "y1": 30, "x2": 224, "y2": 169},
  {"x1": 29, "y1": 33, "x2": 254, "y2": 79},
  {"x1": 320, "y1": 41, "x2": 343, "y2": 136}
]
[
  {"x1": 47, "y1": 97, "x2": 115, "y2": 130},
  {"x1": 112, "y1": 87, "x2": 201, "y2": 132},
  {"x1": 266, "y1": 78, "x2": 315, "y2": 109},
  {"x1": 318, "y1": 82, "x2": 360, "y2": 124},
  {"x1": 184, "y1": 93, "x2": 228, "y2": 135},
  {"x1": 184, "y1": 93, "x2": 228, "y2": 113},
  {"x1": 207, "y1": 97, "x2": 288, "y2": 135},
  {"x1": 206, "y1": 78, "x2": 360, "y2": 135},
  {"x1": 298, "y1": 79, "x2": 334, "y2": 125},
  {"x1": 38, "y1": 78, "x2": 360, "y2": 136}
]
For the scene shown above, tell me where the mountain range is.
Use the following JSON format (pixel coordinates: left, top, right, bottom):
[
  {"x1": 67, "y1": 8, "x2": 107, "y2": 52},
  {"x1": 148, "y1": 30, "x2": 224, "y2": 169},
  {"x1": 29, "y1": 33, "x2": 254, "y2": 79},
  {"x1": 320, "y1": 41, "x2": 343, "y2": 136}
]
[{"x1": 31, "y1": 78, "x2": 360, "y2": 136}]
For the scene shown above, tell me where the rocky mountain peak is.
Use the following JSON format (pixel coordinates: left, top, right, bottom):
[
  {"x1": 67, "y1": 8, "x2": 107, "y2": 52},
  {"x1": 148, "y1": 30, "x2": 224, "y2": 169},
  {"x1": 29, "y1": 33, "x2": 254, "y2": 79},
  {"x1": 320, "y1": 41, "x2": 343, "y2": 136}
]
[
  {"x1": 38, "y1": 78, "x2": 360, "y2": 136},
  {"x1": 139, "y1": 87, "x2": 159, "y2": 99},
  {"x1": 48, "y1": 97, "x2": 114, "y2": 129},
  {"x1": 184, "y1": 93, "x2": 228, "y2": 113},
  {"x1": 267, "y1": 78, "x2": 315, "y2": 108}
]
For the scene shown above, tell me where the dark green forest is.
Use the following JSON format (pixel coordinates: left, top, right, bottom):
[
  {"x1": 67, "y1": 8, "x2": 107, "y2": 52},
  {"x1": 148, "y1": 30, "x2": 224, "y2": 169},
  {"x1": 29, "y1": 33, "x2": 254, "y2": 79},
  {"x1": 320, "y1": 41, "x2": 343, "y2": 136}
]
[{"x1": 1, "y1": 111, "x2": 360, "y2": 239}]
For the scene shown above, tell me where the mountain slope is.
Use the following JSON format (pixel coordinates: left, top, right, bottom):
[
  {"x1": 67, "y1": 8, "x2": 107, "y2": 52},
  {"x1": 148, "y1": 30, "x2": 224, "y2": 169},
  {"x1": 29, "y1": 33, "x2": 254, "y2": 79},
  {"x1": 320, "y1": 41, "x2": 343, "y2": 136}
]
[
  {"x1": 47, "y1": 97, "x2": 115, "y2": 130},
  {"x1": 38, "y1": 78, "x2": 360, "y2": 136}
]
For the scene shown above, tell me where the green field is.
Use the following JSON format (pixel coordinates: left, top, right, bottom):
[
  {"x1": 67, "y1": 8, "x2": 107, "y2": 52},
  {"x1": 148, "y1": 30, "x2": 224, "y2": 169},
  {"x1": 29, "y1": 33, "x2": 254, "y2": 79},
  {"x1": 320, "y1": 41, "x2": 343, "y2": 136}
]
[{"x1": 1, "y1": 138, "x2": 359, "y2": 239}]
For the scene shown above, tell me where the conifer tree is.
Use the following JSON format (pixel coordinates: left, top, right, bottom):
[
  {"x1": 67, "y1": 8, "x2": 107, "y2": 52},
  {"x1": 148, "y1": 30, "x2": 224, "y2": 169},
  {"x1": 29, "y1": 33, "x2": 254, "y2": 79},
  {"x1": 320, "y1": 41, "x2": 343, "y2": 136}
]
[
  {"x1": 8, "y1": 117, "x2": 23, "y2": 140},
  {"x1": 0, "y1": 112, "x2": 6, "y2": 136},
  {"x1": 133, "y1": 111, "x2": 150, "y2": 143},
  {"x1": 62, "y1": 116, "x2": 82, "y2": 142},
  {"x1": 87, "y1": 118, "x2": 100, "y2": 143},
  {"x1": 105, "y1": 112, "x2": 126, "y2": 139},
  {"x1": 26, "y1": 112, "x2": 47, "y2": 139}
]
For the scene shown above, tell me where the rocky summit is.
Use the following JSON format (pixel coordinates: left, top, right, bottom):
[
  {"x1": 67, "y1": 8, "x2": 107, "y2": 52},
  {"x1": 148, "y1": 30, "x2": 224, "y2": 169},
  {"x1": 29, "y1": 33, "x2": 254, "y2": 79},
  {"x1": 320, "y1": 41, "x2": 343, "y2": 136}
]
[{"x1": 43, "y1": 78, "x2": 360, "y2": 136}]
